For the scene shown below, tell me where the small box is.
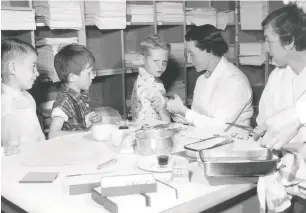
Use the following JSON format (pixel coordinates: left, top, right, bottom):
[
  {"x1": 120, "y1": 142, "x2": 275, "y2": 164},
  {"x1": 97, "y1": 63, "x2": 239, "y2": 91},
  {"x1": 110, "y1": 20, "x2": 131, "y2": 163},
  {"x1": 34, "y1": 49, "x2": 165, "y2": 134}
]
[
  {"x1": 63, "y1": 174, "x2": 101, "y2": 195},
  {"x1": 92, "y1": 187, "x2": 147, "y2": 213},
  {"x1": 100, "y1": 174, "x2": 157, "y2": 197}
]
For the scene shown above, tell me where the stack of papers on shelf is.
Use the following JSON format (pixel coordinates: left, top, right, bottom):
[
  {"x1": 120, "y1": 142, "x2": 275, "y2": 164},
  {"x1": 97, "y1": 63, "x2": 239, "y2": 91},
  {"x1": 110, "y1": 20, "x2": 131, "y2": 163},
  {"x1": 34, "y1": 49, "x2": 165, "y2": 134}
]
[
  {"x1": 170, "y1": 43, "x2": 185, "y2": 65},
  {"x1": 125, "y1": 51, "x2": 142, "y2": 68},
  {"x1": 224, "y1": 44, "x2": 235, "y2": 61},
  {"x1": 156, "y1": 2, "x2": 184, "y2": 23},
  {"x1": 167, "y1": 80, "x2": 185, "y2": 101},
  {"x1": 240, "y1": 1, "x2": 268, "y2": 30},
  {"x1": 36, "y1": 37, "x2": 78, "y2": 82},
  {"x1": 186, "y1": 8, "x2": 217, "y2": 27},
  {"x1": 33, "y1": 1, "x2": 82, "y2": 29},
  {"x1": 217, "y1": 10, "x2": 235, "y2": 30},
  {"x1": 85, "y1": 0, "x2": 126, "y2": 29},
  {"x1": 1, "y1": 9, "x2": 36, "y2": 30},
  {"x1": 239, "y1": 42, "x2": 265, "y2": 66},
  {"x1": 127, "y1": 4, "x2": 154, "y2": 23}
]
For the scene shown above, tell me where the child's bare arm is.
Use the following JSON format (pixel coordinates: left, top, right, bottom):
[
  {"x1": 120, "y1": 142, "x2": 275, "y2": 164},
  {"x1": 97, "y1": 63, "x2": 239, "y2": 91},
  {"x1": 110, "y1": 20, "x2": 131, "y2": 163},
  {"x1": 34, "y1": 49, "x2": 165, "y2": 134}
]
[
  {"x1": 151, "y1": 91, "x2": 170, "y2": 122},
  {"x1": 48, "y1": 117, "x2": 83, "y2": 139}
]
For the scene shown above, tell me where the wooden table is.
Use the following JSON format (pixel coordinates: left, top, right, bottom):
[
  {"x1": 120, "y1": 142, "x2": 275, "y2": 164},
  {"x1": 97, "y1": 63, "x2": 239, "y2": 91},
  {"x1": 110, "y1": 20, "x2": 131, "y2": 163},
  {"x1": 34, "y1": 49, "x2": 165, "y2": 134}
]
[{"x1": 2, "y1": 128, "x2": 260, "y2": 213}]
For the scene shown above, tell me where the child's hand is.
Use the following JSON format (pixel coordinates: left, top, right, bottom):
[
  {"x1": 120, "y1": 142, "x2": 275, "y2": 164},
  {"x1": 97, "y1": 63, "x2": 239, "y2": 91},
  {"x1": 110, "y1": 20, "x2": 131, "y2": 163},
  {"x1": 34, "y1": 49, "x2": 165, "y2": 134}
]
[{"x1": 89, "y1": 112, "x2": 102, "y2": 124}]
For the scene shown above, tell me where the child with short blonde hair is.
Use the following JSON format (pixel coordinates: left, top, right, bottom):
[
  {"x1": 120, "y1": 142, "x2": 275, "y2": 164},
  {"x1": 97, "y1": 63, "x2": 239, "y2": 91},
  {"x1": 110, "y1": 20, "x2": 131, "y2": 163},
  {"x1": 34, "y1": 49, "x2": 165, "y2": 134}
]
[
  {"x1": 131, "y1": 34, "x2": 171, "y2": 122},
  {"x1": 1, "y1": 38, "x2": 45, "y2": 155},
  {"x1": 49, "y1": 44, "x2": 101, "y2": 139}
]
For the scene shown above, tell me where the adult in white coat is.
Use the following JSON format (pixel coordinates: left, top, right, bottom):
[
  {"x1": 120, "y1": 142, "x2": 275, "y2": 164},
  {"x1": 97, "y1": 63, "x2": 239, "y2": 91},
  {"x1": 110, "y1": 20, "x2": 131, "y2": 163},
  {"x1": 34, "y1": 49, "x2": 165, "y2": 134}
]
[{"x1": 166, "y1": 24, "x2": 253, "y2": 130}]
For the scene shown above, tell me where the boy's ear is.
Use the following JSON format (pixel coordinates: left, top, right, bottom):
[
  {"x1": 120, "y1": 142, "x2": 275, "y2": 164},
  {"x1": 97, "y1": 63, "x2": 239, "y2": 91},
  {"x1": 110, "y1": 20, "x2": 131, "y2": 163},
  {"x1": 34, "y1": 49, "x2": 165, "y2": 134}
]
[
  {"x1": 7, "y1": 61, "x2": 16, "y2": 75},
  {"x1": 67, "y1": 73, "x2": 78, "y2": 82}
]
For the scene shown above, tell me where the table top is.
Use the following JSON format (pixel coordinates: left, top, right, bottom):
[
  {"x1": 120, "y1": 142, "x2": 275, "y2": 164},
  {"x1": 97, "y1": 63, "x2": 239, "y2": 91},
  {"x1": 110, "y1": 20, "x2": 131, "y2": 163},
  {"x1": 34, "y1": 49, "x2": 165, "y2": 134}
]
[{"x1": 1, "y1": 124, "x2": 257, "y2": 213}]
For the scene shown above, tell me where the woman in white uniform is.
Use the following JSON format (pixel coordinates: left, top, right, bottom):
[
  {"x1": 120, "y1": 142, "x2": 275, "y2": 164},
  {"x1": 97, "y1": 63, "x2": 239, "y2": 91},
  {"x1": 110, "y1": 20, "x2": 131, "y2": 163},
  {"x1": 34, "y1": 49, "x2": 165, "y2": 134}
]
[
  {"x1": 166, "y1": 24, "x2": 253, "y2": 130},
  {"x1": 252, "y1": 4, "x2": 306, "y2": 213}
]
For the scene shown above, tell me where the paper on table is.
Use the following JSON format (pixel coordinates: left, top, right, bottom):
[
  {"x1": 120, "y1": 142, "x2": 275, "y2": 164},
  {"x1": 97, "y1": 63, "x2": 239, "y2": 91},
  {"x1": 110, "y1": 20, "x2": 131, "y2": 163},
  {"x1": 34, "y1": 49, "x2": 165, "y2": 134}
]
[{"x1": 21, "y1": 133, "x2": 117, "y2": 167}]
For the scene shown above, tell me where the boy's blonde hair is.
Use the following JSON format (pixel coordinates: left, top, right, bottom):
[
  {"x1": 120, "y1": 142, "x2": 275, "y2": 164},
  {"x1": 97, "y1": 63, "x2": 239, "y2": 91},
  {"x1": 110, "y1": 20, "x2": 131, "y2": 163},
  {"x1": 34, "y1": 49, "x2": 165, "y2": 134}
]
[
  {"x1": 140, "y1": 34, "x2": 171, "y2": 57},
  {"x1": 1, "y1": 38, "x2": 37, "y2": 76}
]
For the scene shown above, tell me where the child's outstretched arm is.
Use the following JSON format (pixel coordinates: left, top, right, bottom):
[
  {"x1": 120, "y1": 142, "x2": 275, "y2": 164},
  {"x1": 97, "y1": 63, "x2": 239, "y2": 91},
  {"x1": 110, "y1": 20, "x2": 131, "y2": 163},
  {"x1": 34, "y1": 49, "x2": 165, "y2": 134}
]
[{"x1": 151, "y1": 91, "x2": 170, "y2": 122}]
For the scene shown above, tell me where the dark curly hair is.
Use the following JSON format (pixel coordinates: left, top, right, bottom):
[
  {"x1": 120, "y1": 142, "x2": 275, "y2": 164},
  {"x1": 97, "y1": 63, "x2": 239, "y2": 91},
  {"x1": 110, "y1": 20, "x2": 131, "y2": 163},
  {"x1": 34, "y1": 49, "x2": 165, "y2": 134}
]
[
  {"x1": 262, "y1": 4, "x2": 306, "y2": 51},
  {"x1": 185, "y1": 24, "x2": 228, "y2": 57}
]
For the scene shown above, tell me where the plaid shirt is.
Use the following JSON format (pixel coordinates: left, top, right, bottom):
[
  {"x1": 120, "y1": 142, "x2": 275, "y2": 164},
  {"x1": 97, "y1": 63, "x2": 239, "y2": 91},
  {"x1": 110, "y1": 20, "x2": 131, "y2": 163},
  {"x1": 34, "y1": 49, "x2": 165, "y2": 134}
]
[{"x1": 52, "y1": 86, "x2": 93, "y2": 131}]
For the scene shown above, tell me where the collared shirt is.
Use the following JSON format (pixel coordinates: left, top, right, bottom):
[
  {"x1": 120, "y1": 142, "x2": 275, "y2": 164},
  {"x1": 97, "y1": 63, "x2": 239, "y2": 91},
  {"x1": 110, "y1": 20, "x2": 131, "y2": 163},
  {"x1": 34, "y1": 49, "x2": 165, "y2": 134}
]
[
  {"x1": 51, "y1": 86, "x2": 94, "y2": 131},
  {"x1": 257, "y1": 66, "x2": 306, "y2": 143},
  {"x1": 1, "y1": 83, "x2": 45, "y2": 146},
  {"x1": 131, "y1": 67, "x2": 166, "y2": 121},
  {"x1": 296, "y1": 68, "x2": 306, "y2": 126},
  {"x1": 185, "y1": 57, "x2": 254, "y2": 129}
]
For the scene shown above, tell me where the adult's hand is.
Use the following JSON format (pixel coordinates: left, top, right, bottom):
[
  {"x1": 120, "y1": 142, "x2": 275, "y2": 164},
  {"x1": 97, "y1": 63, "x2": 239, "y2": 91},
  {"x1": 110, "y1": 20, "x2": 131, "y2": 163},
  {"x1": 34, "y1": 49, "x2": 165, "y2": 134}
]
[
  {"x1": 253, "y1": 106, "x2": 303, "y2": 150},
  {"x1": 166, "y1": 94, "x2": 188, "y2": 116}
]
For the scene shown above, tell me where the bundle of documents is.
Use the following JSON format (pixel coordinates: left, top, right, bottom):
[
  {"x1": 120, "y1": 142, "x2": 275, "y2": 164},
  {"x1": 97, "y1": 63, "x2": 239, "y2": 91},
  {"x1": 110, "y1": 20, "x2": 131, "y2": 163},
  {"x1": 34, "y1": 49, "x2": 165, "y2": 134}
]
[
  {"x1": 170, "y1": 43, "x2": 185, "y2": 65},
  {"x1": 127, "y1": 4, "x2": 154, "y2": 23},
  {"x1": 239, "y1": 42, "x2": 266, "y2": 66},
  {"x1": 156, "y1": 2, "x2": 184, "y2": 23},
  {"x1": 240, "y1": 1, "x2": 268, "y2": 30},
  {"x1": 1, "y1": 9, "x2": 36, "y2": 30},
  {"x1": 36, "y1": 37, "x2": 78, "y2": 82},
  {"x1": 125, "y1": 51, "x2": 142, "y2": 68},
  {"x1": 217, "y1": 10, "x2": 235, "y2": 30},
  {"x1": 33, "y1": 1, "x2": 82, "y2": 29},
  {"x1": 85, "y1": 0, "x2": 126, "y2": 29},
  {"x1": 186, "y1": 7, "x2": 217, "y2": 27}
]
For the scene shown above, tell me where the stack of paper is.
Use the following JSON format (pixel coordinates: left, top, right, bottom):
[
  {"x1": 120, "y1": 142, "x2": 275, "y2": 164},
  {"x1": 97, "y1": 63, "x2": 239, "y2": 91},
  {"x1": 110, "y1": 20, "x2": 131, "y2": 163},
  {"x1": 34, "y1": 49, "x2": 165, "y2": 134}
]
[
  {"x1": 186, "y1": 8, "x2": 217, "y2": 27},
  {"x1": 217, "y1": 10, "x2": 235, "y2": 30},
  {"x1": 167, "y1": 80, "x2": 185, "y2": 102},
  {"x1": 170, "y1": 43, "x2": 185, "y2": 65},
  {"x1": 240, "y1": 1, "x2": 268, "y2": 30},
  {"x1": 127, "y1": 4, "x2": 154, "y2": 23},
  {"x1": 125, "y1": 51, "x2": 142, "y2": 68},
  {"x1": 33, "y1": 1, "x2": 82, "y2": 29},
  {"x1": 239, "y1": 42, "x2": 265, "y2": 66},
  {"x1": 1, "y1": 9, "x2": 36, "y2": 30},
  {"x1": 156, "y1": 2, "x2": 184, "y2": 23},
  {"x1": 85, "y1": 0, "x2": 126, "y2": 29},
  {"x1": 36, "y1": 37, "x2": 78, "y2": 82}
]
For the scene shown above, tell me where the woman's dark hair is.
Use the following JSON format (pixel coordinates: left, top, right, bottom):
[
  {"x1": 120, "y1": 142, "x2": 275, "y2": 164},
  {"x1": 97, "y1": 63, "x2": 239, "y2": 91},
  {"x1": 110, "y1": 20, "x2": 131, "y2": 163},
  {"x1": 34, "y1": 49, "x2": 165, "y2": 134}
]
[
  {"x1": 185, "y1": 24, "x2": 228, "y2": 57},
  {"x1": 262, "y1": 4, "x2": 306, "y2": 51}
]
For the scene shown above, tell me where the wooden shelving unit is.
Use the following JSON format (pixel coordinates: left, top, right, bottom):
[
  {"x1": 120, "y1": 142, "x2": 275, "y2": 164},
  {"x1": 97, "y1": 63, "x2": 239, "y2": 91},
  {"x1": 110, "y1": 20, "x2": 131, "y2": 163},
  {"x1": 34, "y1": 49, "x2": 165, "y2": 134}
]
[{"x1": 1, "y1": 0, "x2": 285, "y2": 123}]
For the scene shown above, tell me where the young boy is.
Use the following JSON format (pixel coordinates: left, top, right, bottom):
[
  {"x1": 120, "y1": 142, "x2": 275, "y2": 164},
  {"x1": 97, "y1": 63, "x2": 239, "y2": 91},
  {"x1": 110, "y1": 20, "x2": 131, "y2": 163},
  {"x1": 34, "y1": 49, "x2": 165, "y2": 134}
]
[
  {"x1": 1, "y1": 38, "x2": 45, "y2": 155},
  {"x1": 131, "y1": 34, "x2": 171, "y2": 122},
  {"x1": 48, "y1": 44, "x2": 101, "y2": 139}
]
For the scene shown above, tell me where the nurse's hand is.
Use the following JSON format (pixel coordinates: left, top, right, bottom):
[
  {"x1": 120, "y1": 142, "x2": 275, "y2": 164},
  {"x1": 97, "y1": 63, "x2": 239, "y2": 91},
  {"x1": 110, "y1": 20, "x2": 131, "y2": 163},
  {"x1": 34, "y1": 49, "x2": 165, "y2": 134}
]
[
  {"x1": 166, "y1": 94, "x2": 188, "y2": 116},
  {"x1": 253, "y1": 106, "x2": 303, "y2": 150}
]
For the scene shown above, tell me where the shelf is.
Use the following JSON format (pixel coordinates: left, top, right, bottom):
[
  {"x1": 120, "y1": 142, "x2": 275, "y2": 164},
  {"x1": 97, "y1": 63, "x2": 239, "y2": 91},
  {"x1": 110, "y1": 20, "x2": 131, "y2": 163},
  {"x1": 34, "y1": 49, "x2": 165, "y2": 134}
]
[
  {"x1": 127, "y1": 22, "x2": 154, "y2": 26},
  {"x1": 157, "y1": 22, "x2": 184, "y2": 26},
  {"x1": 94, "y1": 68, "x2": 126, "y2": 77},
  {"x1": 1, "y1": 6, "x2": 32, "y2": 11}
]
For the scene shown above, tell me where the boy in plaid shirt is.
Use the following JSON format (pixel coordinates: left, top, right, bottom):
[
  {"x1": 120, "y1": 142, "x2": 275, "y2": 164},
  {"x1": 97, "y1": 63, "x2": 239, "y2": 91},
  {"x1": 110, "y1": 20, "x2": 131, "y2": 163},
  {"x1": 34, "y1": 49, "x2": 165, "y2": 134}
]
[{"x1": 49, "y1": 44, "x2": 101, "y2": 139}]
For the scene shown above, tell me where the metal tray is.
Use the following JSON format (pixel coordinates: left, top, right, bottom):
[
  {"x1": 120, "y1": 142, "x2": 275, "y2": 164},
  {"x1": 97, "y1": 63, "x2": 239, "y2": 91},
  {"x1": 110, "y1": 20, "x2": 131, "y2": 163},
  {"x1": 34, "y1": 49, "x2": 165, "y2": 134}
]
[
  {"x1": 201, "y1": 158, "x2": 278, "y2": 177},
  {"x1": 184, "y1": 137, "x2": 233, "y2": 158},
  {"x1": 198, "y1": 148, "x2": 277, "y2": 177},
  {"x1": 199, "y1": 148, "x2": 273, "y2": 162}
]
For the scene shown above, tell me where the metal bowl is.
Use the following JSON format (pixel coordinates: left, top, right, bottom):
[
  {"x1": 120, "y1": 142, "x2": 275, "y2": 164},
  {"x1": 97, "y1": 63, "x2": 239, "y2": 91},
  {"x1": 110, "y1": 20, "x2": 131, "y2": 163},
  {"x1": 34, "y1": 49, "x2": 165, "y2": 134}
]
[{"x1": 135, "y1": 129, "x2": 174, "y2": 156}]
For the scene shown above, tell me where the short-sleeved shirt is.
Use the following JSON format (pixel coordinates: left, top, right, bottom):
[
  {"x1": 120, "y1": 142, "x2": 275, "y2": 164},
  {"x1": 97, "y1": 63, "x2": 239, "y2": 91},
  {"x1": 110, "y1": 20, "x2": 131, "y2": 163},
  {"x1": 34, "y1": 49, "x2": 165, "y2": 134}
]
[
  {"x1": 1, "y1": 83, "x2": 45, "y2": 146},
  {"x1": 51, "y1": 86, "x2": 94, "y2": 131},
  {"x1": 131, "y1": 67, "x2": 166, "y2": 121}
]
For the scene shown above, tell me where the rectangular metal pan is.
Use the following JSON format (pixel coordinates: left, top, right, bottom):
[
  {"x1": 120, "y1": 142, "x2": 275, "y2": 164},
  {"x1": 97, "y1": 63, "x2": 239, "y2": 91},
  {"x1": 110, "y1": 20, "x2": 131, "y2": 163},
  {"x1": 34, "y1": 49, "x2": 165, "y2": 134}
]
[
  {"x1": 184, "y1": 137, "x2": 233, "y2": 158},
  {"x1": 201, "y1": 158, "x2": 278, "y2": 177}
]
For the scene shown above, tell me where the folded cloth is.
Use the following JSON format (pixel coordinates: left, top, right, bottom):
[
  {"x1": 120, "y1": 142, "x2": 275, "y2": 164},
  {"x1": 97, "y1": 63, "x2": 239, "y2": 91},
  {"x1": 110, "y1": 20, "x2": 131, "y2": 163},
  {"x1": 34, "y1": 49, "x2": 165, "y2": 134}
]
[{"x1": 257, "y1": 152, "x2": 306, "y2": 213}]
